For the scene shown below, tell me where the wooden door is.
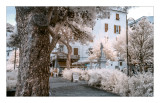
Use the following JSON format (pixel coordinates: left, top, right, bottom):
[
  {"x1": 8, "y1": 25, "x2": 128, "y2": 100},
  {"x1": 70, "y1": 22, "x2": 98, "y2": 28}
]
[{"x1": 74, "y1": 48, "x2": 78, "y2": 55}]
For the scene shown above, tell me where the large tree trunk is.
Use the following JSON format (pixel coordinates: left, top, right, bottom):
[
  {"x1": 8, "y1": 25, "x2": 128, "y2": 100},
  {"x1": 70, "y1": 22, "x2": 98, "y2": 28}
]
[
  {"x1": 66, "y1": 45, "x2": 72, "y2": 69},
  {"x1": 15, "y1": 7, "x2": 58, "y2": 96},
  {"x1": 59, "y1": 39, "x2": 72, "y2": 69},
  {"x1": 139, "y1": 51, "x2": 143, "y2": 73}
]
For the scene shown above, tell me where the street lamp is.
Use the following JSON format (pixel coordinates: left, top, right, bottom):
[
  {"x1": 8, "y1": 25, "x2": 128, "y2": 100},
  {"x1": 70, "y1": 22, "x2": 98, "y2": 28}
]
[{"x1": 126, "y1": 16, "x2": 135, "y2": 76}]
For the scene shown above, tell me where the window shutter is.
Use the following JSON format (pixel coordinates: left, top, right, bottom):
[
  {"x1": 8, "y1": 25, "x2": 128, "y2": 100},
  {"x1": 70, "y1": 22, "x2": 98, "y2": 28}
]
[
  {"x1": 116, "y1": 14, "x2": 119, "y2": 20},
  {"x1": 114, "y1": 25, "x2": 116, "y2": 33},
  {"x1": 119, "y1": 26, "x2": 121, "y2": 34},
  {"x1": 105, "y1": 23, "x2": 108, "y2": 32},
  {"x1": 74, "y1": 48, "x2": 78, "y2": 55},
  {"x1": 90, "y1": 39, "x2": 93, "y2": 42}
]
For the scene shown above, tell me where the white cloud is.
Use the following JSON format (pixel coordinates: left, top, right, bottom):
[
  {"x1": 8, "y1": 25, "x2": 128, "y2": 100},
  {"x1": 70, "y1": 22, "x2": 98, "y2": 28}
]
[{"x1": 128, "y1": 7, "x2": 153, "y2": 20}]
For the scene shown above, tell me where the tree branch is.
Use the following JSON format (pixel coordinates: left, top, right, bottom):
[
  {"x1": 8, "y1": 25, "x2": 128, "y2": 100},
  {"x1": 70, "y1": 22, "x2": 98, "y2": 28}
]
[
  {"x1": 47, "y1": 7, "x2": 54, "y2": 24},
  {"x1": 59, "y1": 38, "x2": 72, "y2": 54},
  {"x1": 59, "y1": 39, "x2": 68, "y2": 47},
  {"x1": 48, "y1": 26, "x2": 61, "y2": 53}
]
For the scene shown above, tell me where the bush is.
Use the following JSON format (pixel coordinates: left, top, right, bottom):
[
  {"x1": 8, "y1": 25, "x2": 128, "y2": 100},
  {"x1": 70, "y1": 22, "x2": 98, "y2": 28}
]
[
  {"x1": 87, "y1": 69, "x2": 129, "y2": 96},
  {"x1": 62, "y1": 68, "x2": 84, "y2": 80},
  {"x1": 87, "y1": 69, "x2": 102, "y2": 86},
  {"x1": 62, "y1": 68, "x2": 153, "y2": 96},
  {"x1": 6, "y1": 61, "x2": 18, "y2": 91},
  {"x1": 6, "y1": 69, "x2": 18, "y2": 91},
  {"x1": 128, "y1": 71, "x2": 153, "y2": 96}
]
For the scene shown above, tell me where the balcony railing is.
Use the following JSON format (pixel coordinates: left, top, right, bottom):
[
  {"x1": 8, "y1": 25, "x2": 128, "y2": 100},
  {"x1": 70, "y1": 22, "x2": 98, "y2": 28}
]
[{"x1": 57, "y1": 55, "x2": 80, "y2": 60}]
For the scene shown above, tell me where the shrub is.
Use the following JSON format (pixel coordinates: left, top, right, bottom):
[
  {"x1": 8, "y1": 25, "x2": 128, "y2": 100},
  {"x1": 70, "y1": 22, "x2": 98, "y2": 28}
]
[
  {"x1": 62, "y1": 68, "x2": 84, "y2": 80},
  {"x1": 62, "y1": 68, "x2": 153, "y2": 96},
  {"x1": 87, "y1": 69, "x2": 129, "y2": 96},
  {"x1": 87, "y1": 69, "x2": 102, "y2": 86},
  {"x1": 6, "y1": 70, "x2": 18, "y2": 91},
  {"x1": 128, "y1": 71, "x2": 153, "y2": 96}
]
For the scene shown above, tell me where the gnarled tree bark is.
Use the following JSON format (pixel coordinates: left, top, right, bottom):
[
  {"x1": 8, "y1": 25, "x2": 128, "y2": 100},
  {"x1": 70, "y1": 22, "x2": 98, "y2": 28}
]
[
  {"x1": 15, "y1": 7, "x2": 59, "y2": 96},
  {"x1": 59, "y1": 39, "x2": 72, "y2": 69}
]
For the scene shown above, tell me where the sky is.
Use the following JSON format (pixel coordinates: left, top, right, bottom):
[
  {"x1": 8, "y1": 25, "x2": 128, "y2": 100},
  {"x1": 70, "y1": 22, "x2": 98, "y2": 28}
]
[
  {"x1": 127, "y1": 6, "x2": 153, "y2": 20},
  {"x1": 6, "y1": 6, "x2": 153, "y2": 26},
  {"x1": 6, "y1": 6, "x2": 16, "y2": 26}
]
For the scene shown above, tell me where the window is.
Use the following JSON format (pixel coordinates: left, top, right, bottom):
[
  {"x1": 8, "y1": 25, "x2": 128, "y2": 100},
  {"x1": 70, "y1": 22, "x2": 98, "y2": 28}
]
[
  {"x1": 86, "y1": 48, "x2": 93, "y2": 56},
  {"x1": 105, "y1": 36, "x2": 109, "y2": 42},
  {"x1": 116, "y1": 13, "x2": 119, "y2": 20},
  {"x1": 7, "y1": 52, "x2": 9, "y2": 56},
  {"x1": 105, "y1": 23, "x2": 108, "y2": 32},
  {"x1": 74, "y1": 48, "x2": 78, "y2": 55},
  {"x1": 59, "y1": 45, "x2": 64, "y2": 52},
  {"x1": 114, "y1": 25, "x2": 121, "y2": 34},
  {"x1": 107, "y1": 12, "x2": 110, "y2": 19},
  {"x1": 88, "y1": 48, "x2": 93, "y2": 55},
  {"x1": 120, "y1": 62, "x2": 122, "y2": 66},
  {"x1": 90, "y1": 39, "x2": 93, "y2": 42}
]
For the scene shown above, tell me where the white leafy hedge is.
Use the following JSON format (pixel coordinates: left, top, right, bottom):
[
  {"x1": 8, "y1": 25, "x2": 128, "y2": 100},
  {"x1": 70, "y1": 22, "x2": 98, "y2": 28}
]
[
  {"x1": 6, "y1": 69, "x2": 18, "y2": 91},
  {"x1": 6, "y1": 61, "x2": 18, "y2": 91},
  {"x1": 62, "y1": 68, "x2": 153, "y2": 96},
  {"x1": 128, "y1": 72, "x2": 153, "y2": 96}
]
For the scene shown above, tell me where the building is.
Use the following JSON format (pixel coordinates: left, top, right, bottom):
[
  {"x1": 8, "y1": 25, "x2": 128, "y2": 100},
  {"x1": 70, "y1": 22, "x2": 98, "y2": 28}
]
[{"x1": 51, "y1": 8, "x2": 128, "y2": 71}]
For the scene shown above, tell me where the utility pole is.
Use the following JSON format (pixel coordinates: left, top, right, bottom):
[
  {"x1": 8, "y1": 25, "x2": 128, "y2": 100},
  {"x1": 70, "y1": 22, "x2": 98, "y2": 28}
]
[
  {"x1": 14, "y1": 47, "x2": 17, "y2": 70},
  {"x1": 126, "y1": 15, "x2": 129, "y2": 76}
]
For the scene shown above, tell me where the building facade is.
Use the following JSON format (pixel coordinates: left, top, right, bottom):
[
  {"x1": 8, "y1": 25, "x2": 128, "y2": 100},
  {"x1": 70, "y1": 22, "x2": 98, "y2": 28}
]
[{"x1": 52, "y1": 9, "x2": 128, "y2": 70}]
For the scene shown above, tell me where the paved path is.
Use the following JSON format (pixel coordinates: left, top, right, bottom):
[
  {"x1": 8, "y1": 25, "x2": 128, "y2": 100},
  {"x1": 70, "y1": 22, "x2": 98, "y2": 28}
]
[{"x1": 49, "y1": 77, "x2": 119, "y2": 97}]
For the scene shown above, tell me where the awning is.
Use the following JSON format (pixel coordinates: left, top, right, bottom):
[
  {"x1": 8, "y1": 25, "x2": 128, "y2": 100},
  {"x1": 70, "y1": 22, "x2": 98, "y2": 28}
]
[{"x1": 72, "y1": 59, "x2": 97, "y2": 65}]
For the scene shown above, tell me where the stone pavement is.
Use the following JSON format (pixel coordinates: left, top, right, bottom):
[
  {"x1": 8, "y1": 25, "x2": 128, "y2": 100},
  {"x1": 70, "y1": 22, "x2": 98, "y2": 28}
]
[{"x1": 49, "y1": 77, "x2": 119, "y2": 97}]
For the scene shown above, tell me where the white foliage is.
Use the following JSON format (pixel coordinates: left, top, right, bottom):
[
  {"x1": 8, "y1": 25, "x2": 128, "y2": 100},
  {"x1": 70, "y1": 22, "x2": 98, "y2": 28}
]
[
  {"x1": 62, "y1": 68, "x2": 153, "y2": 96},
  {"x1": 128, "y1": 71, "x2": 153, "y2": 96},
  {"x1": 87, "y1": 69, "x2": 129, "y2": 96},
  {"x1": 80, "y1": 70, "x2": 89, "y2": 81},
  {"x1": 112, "y1": 29, "x2": 127, "y2": 60},
  {"x1": 103, "y1": 41, "x2": 116, "y2": 61},
  {"x1": 88, "y1": 40, "x2": 116, "y2": 61},
  {"x1": 129, "y1": 17, "x2": 154, "y2": 65},
  {"x1": 6, "y1": 49, "x2": 19, "y2": 91},
  {"x1": 62, "y1": 68, "x2": 84, "y2": 80},
  {"x1": 88, "y1": 43, "x2": 101, "y2": 60},
  {"x1": 87, "y1": 69, "x2": 102, "y2": 86},
  {"x1": 6, "y1": 69, "x2": 18, "y2": 91}
]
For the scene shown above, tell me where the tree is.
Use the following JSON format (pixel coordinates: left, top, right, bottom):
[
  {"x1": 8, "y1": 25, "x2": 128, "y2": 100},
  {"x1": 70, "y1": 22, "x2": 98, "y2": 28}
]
[
  {"x1": 112, "y1": 29, "x2": 127, "y2": 60},
  {"x1": 113, "y1": 17, "x2": 153, "y2": 72},
  {"x1": 15, "y1": 6, "x2": 118, "y2": 96},
  {"x1": 128, "y1": 17, "x2": 153, "y2": 72}
]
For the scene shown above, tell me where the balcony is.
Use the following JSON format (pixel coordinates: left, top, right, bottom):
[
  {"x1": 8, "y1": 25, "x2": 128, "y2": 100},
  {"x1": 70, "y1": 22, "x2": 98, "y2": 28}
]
[
  {"x1": 51, "y1": 52, "x2": 80, "y2": 62},
  {"x1": 57, "y1": 54, "x2": 80, "y2": 61}
]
